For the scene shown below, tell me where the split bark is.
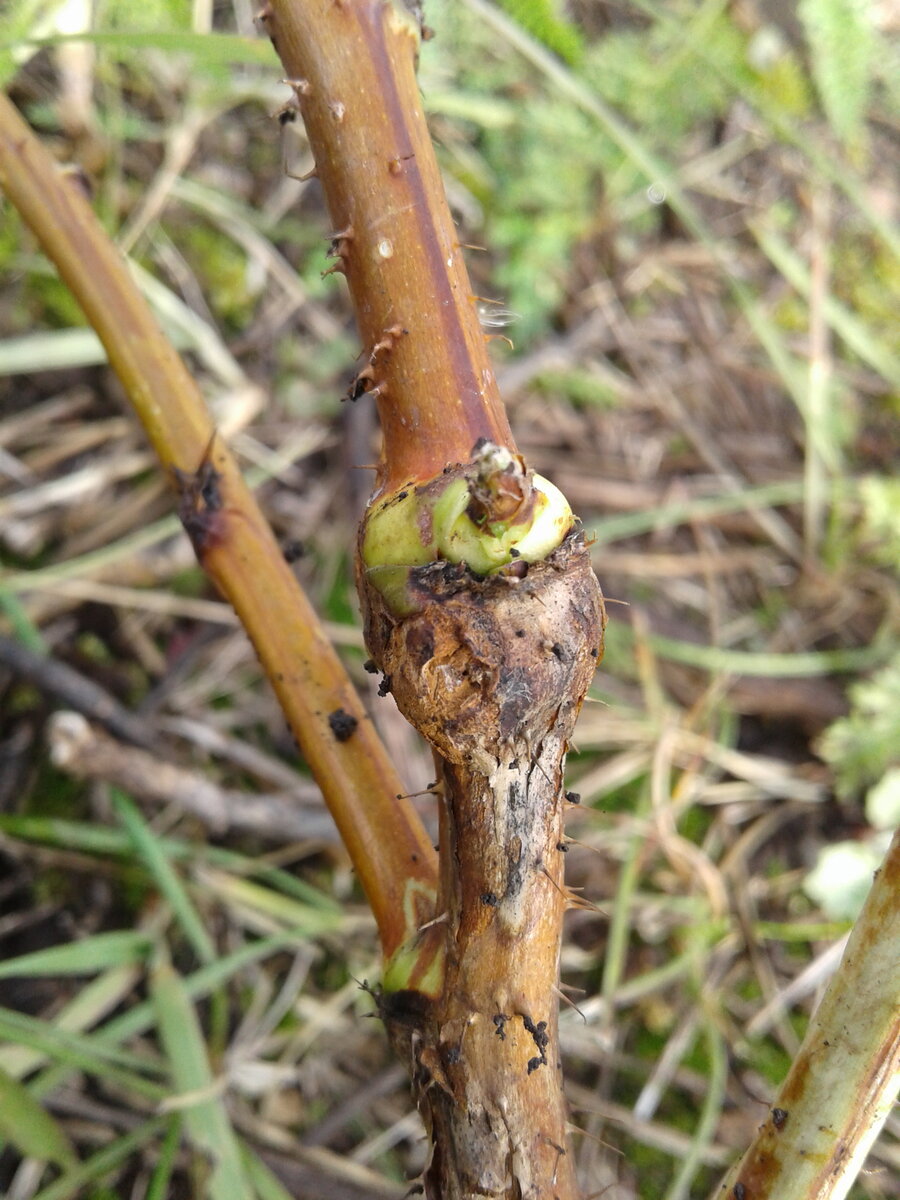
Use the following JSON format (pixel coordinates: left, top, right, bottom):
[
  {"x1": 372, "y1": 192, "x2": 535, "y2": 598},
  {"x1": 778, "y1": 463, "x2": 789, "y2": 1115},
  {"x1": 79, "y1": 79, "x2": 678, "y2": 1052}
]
[{"x1": 361, "y1": 535, "x2": 604, "y2": 1198}]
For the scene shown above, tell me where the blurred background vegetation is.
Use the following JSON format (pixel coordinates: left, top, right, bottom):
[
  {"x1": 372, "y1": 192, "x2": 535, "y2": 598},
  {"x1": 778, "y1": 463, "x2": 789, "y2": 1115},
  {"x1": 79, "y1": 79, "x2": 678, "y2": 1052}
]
[{"x1": 0, "y1": 1, "x2": 898, "y2": 1197}]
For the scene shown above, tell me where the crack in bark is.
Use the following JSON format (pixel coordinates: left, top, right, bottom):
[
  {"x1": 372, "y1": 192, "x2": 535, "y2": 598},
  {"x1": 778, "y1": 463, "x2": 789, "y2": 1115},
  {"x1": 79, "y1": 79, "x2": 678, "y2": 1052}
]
[{"x1": 360, "y1": 530, "x2": 605, "y2": 1198}]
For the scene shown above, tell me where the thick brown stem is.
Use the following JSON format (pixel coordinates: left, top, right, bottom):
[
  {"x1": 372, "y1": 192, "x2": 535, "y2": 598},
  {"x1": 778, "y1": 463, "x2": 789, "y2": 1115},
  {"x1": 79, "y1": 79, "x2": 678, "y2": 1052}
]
[
  {"x1": 263, "y1": 5, "x2": 606, "y2": 1193},
  {"x1": 261, "y1": 0, "x2": 515, "y2": 492},
  {"x1": 363, "y1": 534, "x2": 605, "y2": 1198}
]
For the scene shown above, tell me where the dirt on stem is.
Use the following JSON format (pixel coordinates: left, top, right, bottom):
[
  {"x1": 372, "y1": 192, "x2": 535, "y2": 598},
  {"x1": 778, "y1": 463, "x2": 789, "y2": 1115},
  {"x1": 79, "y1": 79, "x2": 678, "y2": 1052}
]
[{"x1": 360, "y1": 530, "x2": 605, "y2": 1199}]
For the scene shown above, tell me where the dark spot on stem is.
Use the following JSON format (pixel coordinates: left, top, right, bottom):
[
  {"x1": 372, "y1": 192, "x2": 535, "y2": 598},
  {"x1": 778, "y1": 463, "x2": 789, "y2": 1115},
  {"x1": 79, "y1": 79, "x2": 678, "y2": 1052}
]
[
  {"x1": 328, "y1": 708, "x2": 358, "y2": 741},
  {"x1": 481, "y1": 892, "x2": 498, "y2": 907},
  {"x1": 493, "y1": 1014, "x2": 509, "y2": 1040},
  {"x1": 378, "y1": 988, "x2": 429, "y2": 1027},
  {"x1": 363, "y1": 659, "x2": 379, "y2": 674},
  {"x1": 772, "y1": 1107, "x2": 789, "y2": 1130},
  {"x1": 522, "y1": 1014, "x2": 549, "y2": 1073},
  {"x1": 565, "y1": 791, "x2": 581, "y2": 805},
  {"x1": 377, "y1": 675, "x2": 392, "y2": 697},
  {"x1": 733, "y1": 1185, "x2": 747, "y2": 1200},
  {"x1": 282, "y1": 539, "x2": 305, "y2": 563},
  {"x1": 174, "y1": 438, "x2": 226, "y2": 559}
]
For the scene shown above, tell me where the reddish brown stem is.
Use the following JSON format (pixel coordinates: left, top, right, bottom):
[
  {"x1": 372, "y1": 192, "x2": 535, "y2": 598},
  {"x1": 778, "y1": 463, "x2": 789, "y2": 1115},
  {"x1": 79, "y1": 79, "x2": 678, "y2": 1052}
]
[{"x1": 261, "y1": 0, "x2": 515, "y2": 492}]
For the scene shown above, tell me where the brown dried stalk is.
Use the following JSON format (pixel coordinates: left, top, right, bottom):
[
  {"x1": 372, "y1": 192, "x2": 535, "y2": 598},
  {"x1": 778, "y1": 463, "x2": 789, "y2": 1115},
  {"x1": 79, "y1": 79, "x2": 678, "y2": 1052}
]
[
  {"x1": 713, "y1": 828, "x2": 900, "y2": 1200},
  {"x1": 262, "y1": 3, "x2": 605, "y2": 1196}
]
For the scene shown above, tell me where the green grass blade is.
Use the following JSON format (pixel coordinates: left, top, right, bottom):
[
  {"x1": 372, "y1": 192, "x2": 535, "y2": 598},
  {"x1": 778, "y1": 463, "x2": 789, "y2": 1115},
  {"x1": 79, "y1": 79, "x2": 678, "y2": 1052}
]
[
  {"x1": 0, "y1": 1008, "x2": 166, "y2": 1100},
  {"x1": 646, "y1": 631, "x2": 891, "y2": 677},
  {"x1": 112, "y1": 789, "x2": 216, "y2": 965},
  {"x1": 1, "y1": 963, "x2": 142, "y2": 1080},
  {"x1": 664, "y1": 1021, "x2": 728, "y2": 1200},
  {"x1": 0, "y1": 931, "x2": 153, "y2": 979},
  {"x1": 145, "y1": 1115, "x2": 183, "y2": 1200},
  {"x1": 21, "y1": 935, "x2": 299, "y2": 1109},
  {"x1": 588, "y1": 480, "x2": 805, "y2": 546},
  {"x1": 601, "y1": 785, "x2": 651, "y2": 1004},
  {"x1": 0, "y1": 815, "x2": 341, "y2": 912},
  {"x1": 750, "y1": 221, "x2": 900, "y2": 387},
  {"x1": 0, "y1": 1065, "x2": 77, "y2": 1169},
  {"x1": 202, "y1": 868, "x2": 350, "y2": 936},
  {"x1": 463, "y1": 0, "x2": 809, "y2": 411},
  {"x1": 0, "y1": 587, "x2": 47, "y2": 654},
  {"x1": 29, "y1": 1116, "x2": 169, "y2": 1200},
  {"x1": 151, "y1": 955, "x2": 252, "y2": 1199}
]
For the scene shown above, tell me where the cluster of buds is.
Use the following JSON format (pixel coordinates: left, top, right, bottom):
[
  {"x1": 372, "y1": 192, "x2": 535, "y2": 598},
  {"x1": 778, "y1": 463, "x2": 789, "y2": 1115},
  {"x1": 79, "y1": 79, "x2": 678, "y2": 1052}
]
[{"x1": 360, "y1": 440, "x2": 574, "y2": 616}]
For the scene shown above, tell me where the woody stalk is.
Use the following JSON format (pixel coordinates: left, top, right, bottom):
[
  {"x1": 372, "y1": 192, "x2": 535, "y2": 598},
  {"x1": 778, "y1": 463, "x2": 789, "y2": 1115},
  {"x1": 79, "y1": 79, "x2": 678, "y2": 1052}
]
[{"x1": 260, "y1": 2, "x2": 605, "y2": 1197}]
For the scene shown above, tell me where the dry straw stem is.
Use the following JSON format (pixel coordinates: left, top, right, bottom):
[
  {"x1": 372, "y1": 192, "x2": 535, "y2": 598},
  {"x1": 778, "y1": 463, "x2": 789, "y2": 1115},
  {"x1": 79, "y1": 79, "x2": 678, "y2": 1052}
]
[
  {"x1": 259, "y1": 0, "x2": 515, "y2": 493},
  {"x1": 0, "y1": 89, "x2": 437, "y2": 957},
  {"x1": 715, "y1": 828, "x2": 900, "y2": 1200}
]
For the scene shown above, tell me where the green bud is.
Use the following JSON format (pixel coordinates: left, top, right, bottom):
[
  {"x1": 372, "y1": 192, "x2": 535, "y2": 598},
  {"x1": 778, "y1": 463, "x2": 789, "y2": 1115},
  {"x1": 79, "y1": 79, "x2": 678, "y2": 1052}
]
[{"x1": 361, "y1": 443, "x2": 574, "y2": 614}]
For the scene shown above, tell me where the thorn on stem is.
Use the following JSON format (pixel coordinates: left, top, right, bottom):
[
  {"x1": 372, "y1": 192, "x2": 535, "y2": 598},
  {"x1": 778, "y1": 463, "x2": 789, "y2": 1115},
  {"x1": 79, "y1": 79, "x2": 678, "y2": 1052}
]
[
  {"x1": 173, "y1": 433, "x2": 226, "y2": 560},
  {"x1": 286, "y1": 163, "x2": 318, "y2": 182},
  {"x1": 283, "y1": 76, "x2": 312, "y2": 98},
  {"x1": 346, "y1": 364, "x2": 375, "y2": 402},
  {"x1": 327, "y1": 225, "x2": 355, "y2": 257},
  {"x1": 274, "y1": 104, "x2": 297, "y2": 127},
  {"x1": 370, "y1": 324, "x2": 407, "y2": 360},
  {"x1": 388, "y1": 153, "x2": 415, "y2": 175}
]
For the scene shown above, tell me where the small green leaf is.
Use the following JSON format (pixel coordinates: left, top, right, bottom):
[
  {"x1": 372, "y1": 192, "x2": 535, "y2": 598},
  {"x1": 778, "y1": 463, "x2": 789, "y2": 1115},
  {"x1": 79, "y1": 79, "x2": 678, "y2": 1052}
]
[
  {"x1": 817, "y1": 653, "x2": 900, "y2": 796},
  {"x1": 799, "y1": 0, "x2": 876, "y2": 149},
  {"x1": 0, "y1": 1065, "x2": 77, "y2": 1168},
  {"x1": 804, "y1": 837, "x2": 889, "y2": 920},
  {"x1": 497, "y1": 0, "x2": 584, "y2": 65},
  {"x1": 866, "y1": 769, "x2": 900, "y2": 833}
]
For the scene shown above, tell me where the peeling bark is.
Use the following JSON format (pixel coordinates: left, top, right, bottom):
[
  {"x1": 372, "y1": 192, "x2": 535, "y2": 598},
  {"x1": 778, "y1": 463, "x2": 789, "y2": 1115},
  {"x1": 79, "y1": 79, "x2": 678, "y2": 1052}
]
[{"x1": 361, "y1": 530, "x2": 605, "y2": 1199}]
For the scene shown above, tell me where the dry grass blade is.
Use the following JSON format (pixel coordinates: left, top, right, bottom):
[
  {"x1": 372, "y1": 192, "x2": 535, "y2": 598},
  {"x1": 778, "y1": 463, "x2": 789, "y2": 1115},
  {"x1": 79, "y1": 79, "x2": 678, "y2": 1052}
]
[{"x1": 716, "y1": 830, "x2": 900, "y2": 1200}]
